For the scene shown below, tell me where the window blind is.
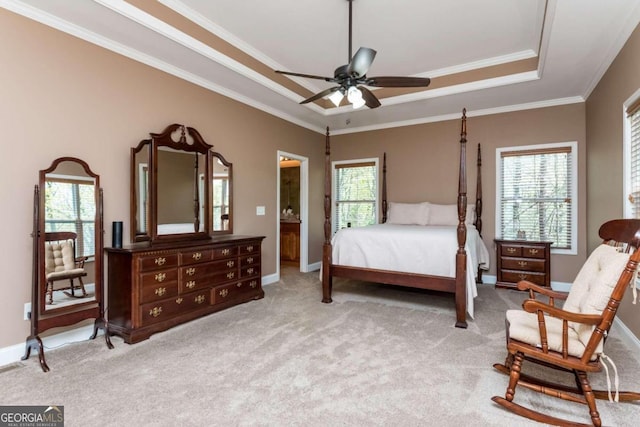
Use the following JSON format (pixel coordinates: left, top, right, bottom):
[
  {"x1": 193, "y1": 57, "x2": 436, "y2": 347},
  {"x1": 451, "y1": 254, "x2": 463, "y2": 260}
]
[
  {"x1": 628, "y1": 104, "x2": 640, "y2": 218},
  {"x1": 500, "y1": 146, "x2": 573, "y2": 249},
  {"x1": 45, "y1": 178, "x2": 96, "y2": 257},
  {"x1": 334, "y1": 162, "x2": 377, "y2": 231}
]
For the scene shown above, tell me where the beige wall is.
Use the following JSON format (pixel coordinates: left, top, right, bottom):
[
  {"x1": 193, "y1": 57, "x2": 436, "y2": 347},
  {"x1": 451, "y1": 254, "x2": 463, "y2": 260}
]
[
  {"x1": 586, "y1": 23, "x2": 640, "y2": 338},
  {"x1": 332, "y1": 104, "x2": 588, "y2": 284},
  {"x1": 0, "y1": 9, "x2": 324, "y2": 348}
]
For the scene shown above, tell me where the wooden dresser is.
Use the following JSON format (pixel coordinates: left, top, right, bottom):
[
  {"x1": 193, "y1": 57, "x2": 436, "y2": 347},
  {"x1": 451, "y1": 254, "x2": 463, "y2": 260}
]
[
  {"x1": 494, "y1": 239, "x2": 552, "y2": 289},
  {"x1": 106, "y1": 235, "x2": 264, "y2": 343}
]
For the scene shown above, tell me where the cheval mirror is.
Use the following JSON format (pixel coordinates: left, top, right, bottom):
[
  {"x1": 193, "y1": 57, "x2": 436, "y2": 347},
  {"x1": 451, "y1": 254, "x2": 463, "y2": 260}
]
[
  {"x1": 131, "y1": 124, "x2": 233, "y2": 243},
  {"x1": 24, "y1": 157, "x2": 112, "y2": 372}
]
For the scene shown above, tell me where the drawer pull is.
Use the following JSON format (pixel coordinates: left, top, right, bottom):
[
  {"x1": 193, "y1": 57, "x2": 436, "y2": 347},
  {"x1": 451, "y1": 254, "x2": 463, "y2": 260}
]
[
  {"x1": 507, "y1": 248, "x2": 517, "y2": 254},
  {"x1": 155, "y1": 257, "x2": 166, "y2": 266},
  {"x1": 246, "y1": 267, "x2": 255, "y2": 275},
  {"x1": 518, "y1": 261, "x2": 528, "y2": 267},
  {"x1": 518, "y1": 274, "x2": 528, "y2": 280},
  {"x1": 175, "y1": 297, "x2": 183, "y2": 304},
  {"x1": 186, "y1": 280, "x2": 196, "y2": 289},
  {"x1": 221, "y1": 248, "x2": 231, "y2": 256},
  {"x1": 219, "y1": 289, "x2": 229, "y2": 298},
  {"x1": 246, "y1": 245, "x2": 254, "y2": 252},
  {"x1": 186, "y1": 267, "x2": 196, "y2": 276},
  {"x1": 247, "y1": 257, "x2": 254, "y2": 264},
  {"x1": 155, "y1": 287, "x2": 166, "y2": 297},
  {"x1": 227, "y1": 272, "x2": 235, "y2": 279},
  {"x1": 249, "y1": 280, "x2": 257, "y2": 289},
  {"x1": 149, "y1": 307, "x2": 162, "y2": 317},
  {"x1": 195, "y1": 295, "x2": 206, "y2": 304},
  {"x1": 227, "y1": 260, "x2": 235, "y2": 268},
  {"x1": 528, "y1": 249, "x2": 540, "y2": 255},
  {"x1": 155, "y1": 273, "x2": 166, "y2": 282},
  {"x1": 192, "y1": 252, "x2": 202, "y2": 260}
]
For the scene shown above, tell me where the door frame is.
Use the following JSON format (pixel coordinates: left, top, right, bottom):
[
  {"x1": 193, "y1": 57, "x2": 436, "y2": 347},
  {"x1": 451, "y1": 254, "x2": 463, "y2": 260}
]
[{"x1": 277, "y1": 151, "x2": 309, "y2": 275}]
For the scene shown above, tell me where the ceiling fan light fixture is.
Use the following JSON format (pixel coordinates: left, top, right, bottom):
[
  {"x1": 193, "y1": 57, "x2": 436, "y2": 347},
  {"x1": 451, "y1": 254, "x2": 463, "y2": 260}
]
[
  {"x1": 328, "y1": 90, "x2": 344, "y2": 107},
  {"x1": 347, "y1": 86, "x2": 365, "y2": 109}
]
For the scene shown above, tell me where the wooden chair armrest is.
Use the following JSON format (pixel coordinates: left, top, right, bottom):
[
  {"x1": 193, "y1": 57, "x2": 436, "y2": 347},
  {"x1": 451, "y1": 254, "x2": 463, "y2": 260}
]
[
  {"x1": 522, "y1": 299, "x2": 602, "y2": 325},
  {"x1": 75, "y1": 256, "x2": 89, "y2": 268},
  {"x1": 516, "y1": 280, "x2": 568, "y2": 305}
]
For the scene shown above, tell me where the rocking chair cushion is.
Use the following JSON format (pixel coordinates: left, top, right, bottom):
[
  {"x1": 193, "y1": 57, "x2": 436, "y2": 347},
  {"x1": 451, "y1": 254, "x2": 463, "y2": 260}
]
[
  {"x1": 507, "y1": 244, "x2": 630, "y2": 359},
  {"x1": 45, "y1": 240, "x2": 76, "y2": 273},
  {"x1": 506, "y1": 309, "x2": 592, "y2": 358}
]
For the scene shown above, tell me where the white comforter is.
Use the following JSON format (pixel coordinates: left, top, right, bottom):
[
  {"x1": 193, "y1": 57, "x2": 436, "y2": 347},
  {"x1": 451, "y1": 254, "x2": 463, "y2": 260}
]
[{"x1": 331, "y1": 224, "x2": 490, "y2": 317}]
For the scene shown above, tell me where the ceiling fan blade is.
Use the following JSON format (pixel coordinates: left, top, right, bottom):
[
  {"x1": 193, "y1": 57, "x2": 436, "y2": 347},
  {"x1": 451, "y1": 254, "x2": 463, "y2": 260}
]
[
  {"x1": 300, "y1": 86, "x2": 341, "y2": 104},
  {"x1": 347, "y1": 47, "x2": 377, "y2": 77},
  {"x1": 364, "y1": 76, "x2": 431, "y2": 88},
  {"x1": 359, "y1": 86, "x2": 381, "y2": 109},
  {"x1": 276, "y1": 70, "x2": 335, "y2": 82}
]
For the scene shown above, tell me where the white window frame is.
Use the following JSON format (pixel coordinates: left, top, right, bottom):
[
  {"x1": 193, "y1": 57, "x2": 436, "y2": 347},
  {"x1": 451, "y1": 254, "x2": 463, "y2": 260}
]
[
  {"x1": 495, "y1": 141, "x2": 578, "y2": 255},
  {"x1": 331, "y1": 157, "x2": 379, "y2": 234},
  {"x1": 623, "y1": 88, "x2": 640, "y2": 218}
]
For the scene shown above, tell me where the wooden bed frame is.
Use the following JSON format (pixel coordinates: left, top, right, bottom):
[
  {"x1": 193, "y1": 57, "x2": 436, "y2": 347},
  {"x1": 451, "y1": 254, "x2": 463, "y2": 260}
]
[{"x1": 321, "y1": 109, "x2": 482, "y2": 328}]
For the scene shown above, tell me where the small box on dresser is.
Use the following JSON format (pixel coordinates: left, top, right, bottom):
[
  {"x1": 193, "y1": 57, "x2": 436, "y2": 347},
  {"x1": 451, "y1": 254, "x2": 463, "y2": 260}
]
[
  {"x1": 494, "y1": 239, "x2": 552, "y2": 289},
  {"x1": 106, "y1": 235, "x2": 264, "y2": 343}
]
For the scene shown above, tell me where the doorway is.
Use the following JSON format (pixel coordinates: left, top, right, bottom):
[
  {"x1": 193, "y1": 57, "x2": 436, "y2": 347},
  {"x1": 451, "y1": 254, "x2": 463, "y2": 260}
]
[{"x1": 277, "y1": 151, "x2": 308, "y2": 277}]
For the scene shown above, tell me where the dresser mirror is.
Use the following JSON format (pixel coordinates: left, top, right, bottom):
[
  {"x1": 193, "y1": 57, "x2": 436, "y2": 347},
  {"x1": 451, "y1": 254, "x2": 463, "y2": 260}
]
[
  {"x1": 25, "y1": 157, "x2": 111, "y2": 372},
  {"x1": 131, "y1": 124, "x2": 233, "y2": 243}
]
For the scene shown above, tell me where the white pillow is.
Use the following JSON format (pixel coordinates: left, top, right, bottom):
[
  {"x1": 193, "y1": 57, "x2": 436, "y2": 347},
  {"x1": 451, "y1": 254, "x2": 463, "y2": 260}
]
[
  {"x1": 428, "y1": 203, "x2": 475, "y2": 226},
  {"x1": 387, "y1": 202, "x2": 430, "y2": 225}
]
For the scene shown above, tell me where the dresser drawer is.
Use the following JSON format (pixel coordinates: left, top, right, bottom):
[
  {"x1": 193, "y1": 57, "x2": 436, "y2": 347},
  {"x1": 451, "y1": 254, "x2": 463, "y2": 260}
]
[
  {"x1": 239, "y1": 242, "x2": 260, "y2": 255},
  {"x1": 138, "y1": 253, "x2": 179, "y2": 271},
  {"x1": 211, "y1": 279, "x2": 260, "y2": 305},
  {"x1": 501, "y1": 270, "x2": 547, "y2": 286},
  {"x1": 140, "y1": 296, "x2": 186, "y2": 326},
  {"x1": 241, "y1": 264, "x2": 259, "y2": 278},
  {"x1": 501, "y1": 257, "x2": 546, "y2": 273},
  {"x1": 240, "y1": 254, "x2": 260, "y2": 268},
  {"x1": 140, "y1": 269, "x2": 178, "y2": 287},
  {"x1": 181, "y1": 248, "x2": 213, "y2": 265},
  {"x1": 212, "y1": 245, "x2": 237, "y2": 259},
  {"x1": 140, "y1": 281, "x2": 179, "y2": 304}
]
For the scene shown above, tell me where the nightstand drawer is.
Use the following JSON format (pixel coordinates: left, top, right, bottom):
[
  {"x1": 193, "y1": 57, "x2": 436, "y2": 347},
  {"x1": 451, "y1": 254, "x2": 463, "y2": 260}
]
[
  {"x1": 501, "y1": 257, "x2": 546, "y2": 273},
  {"x1": 501, "y1": 270, "x2": 547, "y2": 286}
]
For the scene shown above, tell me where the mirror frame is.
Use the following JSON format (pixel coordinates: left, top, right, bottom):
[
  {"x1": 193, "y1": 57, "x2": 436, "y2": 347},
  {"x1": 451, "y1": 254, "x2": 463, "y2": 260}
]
[
  {"x1": 131, "y1": 124, "x2": 215, "y2": 243},
  {"x1": 211, "y1": 151, "x2": 233, "y2": 235},
  {"x1": 26, "y1": 157, "x2": 111, "y2": 372}
]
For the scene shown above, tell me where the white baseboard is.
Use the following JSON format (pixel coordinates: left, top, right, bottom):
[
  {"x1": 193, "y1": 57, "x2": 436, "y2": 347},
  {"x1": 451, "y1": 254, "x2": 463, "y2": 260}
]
[
  {"x1": 0, "y1": 324, "x2": 98, "y2": 368},
  {"x1": 262, "y1": 272, "x2": 279, "y2": 286}
]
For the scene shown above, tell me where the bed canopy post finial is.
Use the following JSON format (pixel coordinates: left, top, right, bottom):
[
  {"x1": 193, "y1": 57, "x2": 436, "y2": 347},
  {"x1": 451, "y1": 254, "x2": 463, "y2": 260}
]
[
  {"x1": 455, "y1": 108, "x2": 468, "y2": 328},
  {"x1": 322, "y1": 126, "x2": 333, "y2": 303},
  {"x1": 381, "y1": 152, "x2": 387, "y2": 223}
]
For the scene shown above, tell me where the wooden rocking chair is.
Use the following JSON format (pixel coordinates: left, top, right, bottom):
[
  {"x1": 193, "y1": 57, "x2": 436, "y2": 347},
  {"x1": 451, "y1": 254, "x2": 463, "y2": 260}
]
[
  {"x1": 44, "y1": 231, "x2": 88, "y2": 304},
  {"x1": 492, "y1": 219, "x2": 640, "y2": 426}
]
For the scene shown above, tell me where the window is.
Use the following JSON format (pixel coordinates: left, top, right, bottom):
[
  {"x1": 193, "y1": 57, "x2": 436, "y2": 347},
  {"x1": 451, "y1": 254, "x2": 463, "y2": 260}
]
[
  {"x1": 45, "y1": 176, "x2": 96, "y2": 258},
  {"x1": 332, "y1": 158, "x2": 379, "y2": 232},
  {"x1": 624, "y1": 89, "x2": 640, "y2": 218},
  {"x1": 496, "y1": 142, "x2": 577, "y2": 254}
]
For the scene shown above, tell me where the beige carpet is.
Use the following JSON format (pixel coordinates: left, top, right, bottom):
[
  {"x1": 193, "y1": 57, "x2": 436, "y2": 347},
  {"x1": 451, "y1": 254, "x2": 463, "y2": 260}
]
[{"x1": 2, "y1": 268, "x2": 639, "y2": 426}]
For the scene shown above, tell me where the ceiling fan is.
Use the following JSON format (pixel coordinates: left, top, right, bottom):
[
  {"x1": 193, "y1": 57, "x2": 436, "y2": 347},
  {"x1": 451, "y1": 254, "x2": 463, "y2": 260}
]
[{"x1": 275, "y1": 0, "x2": 431, "y2": 109}]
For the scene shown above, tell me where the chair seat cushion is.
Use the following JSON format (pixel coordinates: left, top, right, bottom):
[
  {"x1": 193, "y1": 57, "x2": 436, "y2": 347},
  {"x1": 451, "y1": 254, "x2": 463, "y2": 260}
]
[
  {"x1": 46, "y1": 268, "x2": 85, "y2": 280},
  {"x1": 506, "y1": 309, "x2": 601, "y2": 359}
]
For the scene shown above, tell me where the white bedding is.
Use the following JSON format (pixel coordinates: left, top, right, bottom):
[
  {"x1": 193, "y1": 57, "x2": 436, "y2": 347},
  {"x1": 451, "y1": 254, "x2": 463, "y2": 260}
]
[
  {"x1": 331, "y1": 223, "x2": 490, "y2": 317},
  {"x1": 157, "y1": 223, "x2": 202, "y2": 234}
]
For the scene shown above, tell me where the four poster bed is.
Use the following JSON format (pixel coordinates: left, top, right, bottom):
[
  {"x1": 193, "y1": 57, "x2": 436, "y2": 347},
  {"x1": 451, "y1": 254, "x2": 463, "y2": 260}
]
[{"x1": 321, "y1": 109, "x2": 488, "y2": 328}]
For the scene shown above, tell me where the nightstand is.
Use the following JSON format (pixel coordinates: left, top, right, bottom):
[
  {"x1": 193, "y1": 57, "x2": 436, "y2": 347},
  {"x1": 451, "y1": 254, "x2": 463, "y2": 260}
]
[{"x1": 494, "y1": 239, "x2": 552, "y2": 289}]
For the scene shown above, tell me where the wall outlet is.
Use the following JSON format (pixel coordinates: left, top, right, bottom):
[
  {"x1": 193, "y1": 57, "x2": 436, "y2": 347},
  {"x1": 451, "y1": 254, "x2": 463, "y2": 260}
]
[
  {"x1": 24, "y1": 302, "x2": 31, "y2": 321},
  {"x1": 256, "y1": 206, "x2": 265, "y2": 216}
]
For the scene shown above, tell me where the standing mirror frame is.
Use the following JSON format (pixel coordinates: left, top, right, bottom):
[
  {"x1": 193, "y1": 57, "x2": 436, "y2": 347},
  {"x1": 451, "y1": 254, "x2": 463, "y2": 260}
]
[
  {"x1": 131, "y1": 124, "x2": 233, "y2": 243},
  {"x1": 24, "y1": 157, "x2": 112, "y2": 372}
]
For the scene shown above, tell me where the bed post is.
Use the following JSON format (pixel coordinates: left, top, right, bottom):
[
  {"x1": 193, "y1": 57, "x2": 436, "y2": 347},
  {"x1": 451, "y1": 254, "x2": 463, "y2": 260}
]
[
  {"x1": 475, "y1": 143, "x2": 484, "y2": 284},
  {"x1": 455, "y1": 109, "x2": 468, "y2": 328},
  {"x1": 381, "y1": 152, "x2": 387, "y2": 223},
  {"x1": 322, "y1": 126, "x2": 333, "y2": 303}
]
